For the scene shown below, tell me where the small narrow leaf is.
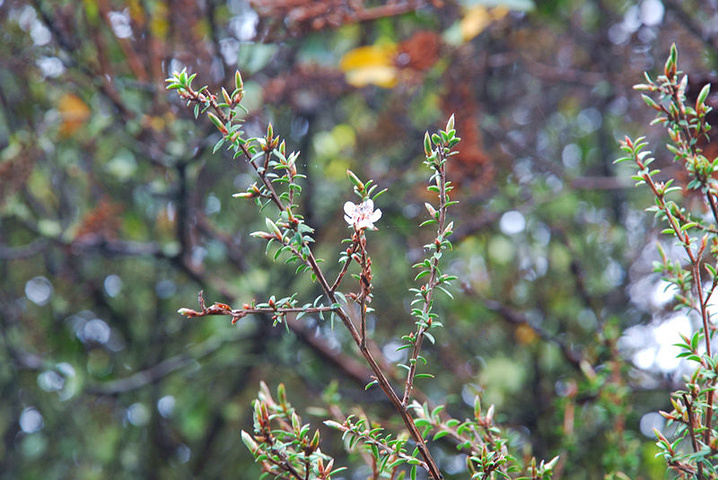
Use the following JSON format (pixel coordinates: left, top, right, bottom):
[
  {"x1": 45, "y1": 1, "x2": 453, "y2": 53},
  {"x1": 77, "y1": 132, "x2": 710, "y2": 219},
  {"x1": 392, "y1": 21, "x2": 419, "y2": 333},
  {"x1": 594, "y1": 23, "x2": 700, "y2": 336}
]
[
  {"x1": 424, "y1": 132, "x2": 432, "y2": 156},
  {"x1": 446, "y1": 114, "x2": 455, "y2": 132}
]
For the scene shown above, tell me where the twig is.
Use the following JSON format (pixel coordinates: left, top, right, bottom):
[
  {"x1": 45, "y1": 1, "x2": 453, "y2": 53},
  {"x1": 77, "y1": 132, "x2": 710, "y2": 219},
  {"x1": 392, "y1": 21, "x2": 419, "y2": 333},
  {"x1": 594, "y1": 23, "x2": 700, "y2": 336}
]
[
  {"x1": 330, "y1": 240, "x2": 358, "y2": 292},
  {"x1": 683, "y1": 394, "x2": 704, "y2": 477},
  {"x1": 402, "y1": 146, "x2": 450, "y2": 406},
  {"x1": 179, "y1": 291, "x2": 338, "y2": 324}
]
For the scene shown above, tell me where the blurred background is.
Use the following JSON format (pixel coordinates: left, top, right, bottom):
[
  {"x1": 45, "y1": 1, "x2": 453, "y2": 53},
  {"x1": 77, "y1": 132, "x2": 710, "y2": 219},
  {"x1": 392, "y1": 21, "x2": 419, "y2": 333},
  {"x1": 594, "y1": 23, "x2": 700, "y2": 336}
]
[{"x1": 2, "y1": 0, "x2": 718, "y2": 478}]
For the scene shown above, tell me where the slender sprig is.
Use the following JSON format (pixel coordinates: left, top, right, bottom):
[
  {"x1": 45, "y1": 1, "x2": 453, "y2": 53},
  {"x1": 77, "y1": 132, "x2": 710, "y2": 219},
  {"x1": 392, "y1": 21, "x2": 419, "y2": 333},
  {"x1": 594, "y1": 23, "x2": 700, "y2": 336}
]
[
  {"x1": 618, "y1": 136, "x2": 717, "y2": 480},
  {"x1": 340, "y1": 171, "x2": 386, "y2": 346},
  {"x1": 633, "y1": 44, "x2": 717, "y2": 223},
  {"x1": 400, "y1": 115, "x2": 460, "y2": 406},
  {"x1": 177, "y1": 291, "x2": 340, "y2": 326},
  {"x1": 617, "y1": 44, "x2": 718, "y2": 479}
]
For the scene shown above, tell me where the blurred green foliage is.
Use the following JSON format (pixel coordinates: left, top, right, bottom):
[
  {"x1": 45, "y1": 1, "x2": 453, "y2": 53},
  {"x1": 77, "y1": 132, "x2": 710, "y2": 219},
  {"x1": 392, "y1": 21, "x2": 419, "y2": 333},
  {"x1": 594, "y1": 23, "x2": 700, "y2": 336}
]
[{"x1": 2, "y1": 0, "x2": 718, "y2": 478}]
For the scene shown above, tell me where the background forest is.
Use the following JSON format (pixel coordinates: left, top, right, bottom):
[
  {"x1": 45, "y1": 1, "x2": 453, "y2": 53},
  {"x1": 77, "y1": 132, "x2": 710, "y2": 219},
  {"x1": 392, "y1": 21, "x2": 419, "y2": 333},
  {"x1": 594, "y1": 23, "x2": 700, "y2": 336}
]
[{"x1": 3, "y1": 0, "x2": 718, "y2": 478}]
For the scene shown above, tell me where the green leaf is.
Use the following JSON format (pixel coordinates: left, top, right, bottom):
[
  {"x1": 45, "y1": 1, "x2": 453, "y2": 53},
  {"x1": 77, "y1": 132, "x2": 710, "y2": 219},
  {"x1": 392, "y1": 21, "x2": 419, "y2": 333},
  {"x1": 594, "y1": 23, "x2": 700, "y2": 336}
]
[
  {"x1": 446, "y1": 114, "x2": 455, "y2": 132},
  {"x1": 641, "y1": 94, "x2": 659, "y2": 110},
  {"x1": 424, "y1": 131, "x2": 432, "y2": 156},
  {"x1": 235, "y1": 70, "x2": 244, "y2": 91},
  {"x1": 365, "y1": 380, "x2": 379, "y2": 390},
  {"x1": 414, "y1": 270, "x2": 431, "y2": 281},
  {"x1": 212, "y1": 137, "x2": 225, "y2": 153},
  {"x1": 665, "y1": 43, "x2": 677, "y2": 77},
  {"x1": 334, "y1": 291, "x2": 347, "y2": 305},
  {"x1": 436, "y1": 286, "x2": 454, "y2": 299}
]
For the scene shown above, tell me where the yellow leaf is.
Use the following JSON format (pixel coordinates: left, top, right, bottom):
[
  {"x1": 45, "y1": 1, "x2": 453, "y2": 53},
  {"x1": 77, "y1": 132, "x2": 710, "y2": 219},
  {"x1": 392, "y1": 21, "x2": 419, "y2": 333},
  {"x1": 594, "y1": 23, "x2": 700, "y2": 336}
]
[
  {"x1": 514, "y1": 323, "x2": 538, "y2": 345},
  {"x1": 339, "y1": 44, "x2": 398, "y2": 88},
  {"x1": 58, "y1": 93, "x2": 91, "y2": 137},
  {"x1": 142, "y1": 114, "x2": 166, "y2": 131},
  {"x1": 149, "y1": 2, "x2": 169, "y2": 39},
  {"x1": 460, "y1": 5, "x2": 511, "y2": 42},
  {"x1": 345, "y1": 67, "x2": 398, "y2": 89}
]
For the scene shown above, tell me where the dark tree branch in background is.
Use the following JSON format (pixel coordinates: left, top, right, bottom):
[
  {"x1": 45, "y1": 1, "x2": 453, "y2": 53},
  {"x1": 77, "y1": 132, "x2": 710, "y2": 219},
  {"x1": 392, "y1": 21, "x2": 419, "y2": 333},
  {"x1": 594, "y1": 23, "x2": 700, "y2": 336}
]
[
  {"x1": 0, "y1": 239, "x2": 49, "y2": 260},
  {"x1": 31, "y1": 0, "x2": 136, "y2": 120},
  {"x1": 287, "y1": 316, "x2": 373, "y2": 385},
  {"x1": 461, "y1": 283, "x2": 584, "y2": 372},
  {"x1": 195, "y1": 212, "x2": 249, "y2": 272},
  {"x1": 520, "y1": 53, "x2": 607, "y2": 86},
  {"x1": 664, "y1": 0, "x2": 718, "y2": 53},
  {"x1": 86, "y1": 328, "x2": 244, "y2": 396}
]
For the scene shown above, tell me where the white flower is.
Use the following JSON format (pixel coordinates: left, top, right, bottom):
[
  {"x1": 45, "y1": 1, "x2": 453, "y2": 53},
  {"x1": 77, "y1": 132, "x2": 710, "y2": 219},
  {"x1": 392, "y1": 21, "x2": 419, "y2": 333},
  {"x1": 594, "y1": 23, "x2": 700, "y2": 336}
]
[{"x1": 344, "y1": 199, "x2": 382, "y2": 230}]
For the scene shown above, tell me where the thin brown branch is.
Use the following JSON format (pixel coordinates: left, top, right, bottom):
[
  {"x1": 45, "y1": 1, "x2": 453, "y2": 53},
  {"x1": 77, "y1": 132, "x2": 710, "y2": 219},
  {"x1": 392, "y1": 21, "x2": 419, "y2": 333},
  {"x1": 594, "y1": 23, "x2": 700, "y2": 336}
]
[
  {"x1": 663, "y1": 0, "x2": 718, "y2": 54},
  {"x1": 351, "y1": 0, "x2": 429, "y2": 22},
  {"x1": 330, "y1": 241, "x2": 358, "y2": 292}
]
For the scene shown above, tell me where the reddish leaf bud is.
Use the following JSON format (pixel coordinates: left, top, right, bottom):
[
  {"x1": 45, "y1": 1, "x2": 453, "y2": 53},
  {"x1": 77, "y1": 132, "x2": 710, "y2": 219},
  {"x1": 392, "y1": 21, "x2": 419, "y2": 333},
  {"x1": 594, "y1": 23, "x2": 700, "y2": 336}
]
[{"x1": 221, "y1": 87, "x2": 232, "y2": 106}]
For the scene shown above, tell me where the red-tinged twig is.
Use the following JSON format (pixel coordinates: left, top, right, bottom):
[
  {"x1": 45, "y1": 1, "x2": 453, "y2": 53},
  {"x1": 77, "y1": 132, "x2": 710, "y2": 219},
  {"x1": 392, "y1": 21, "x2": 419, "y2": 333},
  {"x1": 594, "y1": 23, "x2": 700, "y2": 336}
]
[
  {"x1": 331, "y1": 240, "x2": 359, "y2": 292},
  {"x1": 355, "y1": 230, "x2": 372, "y2": 348},
  {"x1": 178, "y1": 291, "x2": 338, "y2": 324},
  {"x1": 683, "y1": 393, "x2": 705, "y2": 480},
  {"x1": 624, "y1": 133, "x2": 716, "y2": 445}
]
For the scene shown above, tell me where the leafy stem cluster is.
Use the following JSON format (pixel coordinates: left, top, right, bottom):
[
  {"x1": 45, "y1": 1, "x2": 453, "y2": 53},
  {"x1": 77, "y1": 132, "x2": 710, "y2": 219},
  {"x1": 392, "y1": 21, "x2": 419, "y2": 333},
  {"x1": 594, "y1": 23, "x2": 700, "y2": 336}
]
[
  {"x1": 167, "y1": 69, "x2": 557, "y2": 479},
  {"x1": 399, "y1": 120, "x2": 459, "y2": 406},
  {"x1": 324, "y1": 415, "x2": 423, "y2": 480},
  {"x1": 617, "y1": 44, "x2": 718, "y2": 479},
  {"x1": 167, "y1": 69, "x2": 445, "y2": 479},
  {"x1": 411, "y1": 400, "x2": 558, "y2": 480},
  {"x1": 241, "y1": 382, "x2": 344, "y2": 479}
]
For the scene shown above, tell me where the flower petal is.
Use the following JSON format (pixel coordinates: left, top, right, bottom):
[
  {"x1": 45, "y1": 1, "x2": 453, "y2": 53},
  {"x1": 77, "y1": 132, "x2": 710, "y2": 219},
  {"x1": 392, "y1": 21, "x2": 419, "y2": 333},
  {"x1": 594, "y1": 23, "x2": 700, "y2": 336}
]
[
  {"x1": 344, "y1": 201, "x2": 358, "y2": 225},
  {"x1": 344, "y1": 201, "x2": 357, "y2": 216}
]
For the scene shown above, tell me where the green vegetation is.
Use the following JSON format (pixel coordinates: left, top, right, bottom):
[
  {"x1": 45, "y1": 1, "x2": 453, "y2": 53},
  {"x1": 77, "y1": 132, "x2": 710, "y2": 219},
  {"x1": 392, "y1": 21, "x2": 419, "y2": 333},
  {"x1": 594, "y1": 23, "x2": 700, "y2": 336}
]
[{"x1": 3, "y1": 1, "x2": 718, "y2": 478}]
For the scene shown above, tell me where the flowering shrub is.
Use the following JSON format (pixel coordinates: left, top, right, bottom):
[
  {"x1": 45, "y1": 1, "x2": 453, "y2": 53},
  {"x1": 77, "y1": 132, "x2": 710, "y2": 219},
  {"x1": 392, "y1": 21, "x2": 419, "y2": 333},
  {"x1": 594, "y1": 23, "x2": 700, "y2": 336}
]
[
  {"x1": 167, "y1": 70, "x2": 558, "y2": 479},
  {"x1": 165, "y1": 41, "x2": 718, "y2": 480}
]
